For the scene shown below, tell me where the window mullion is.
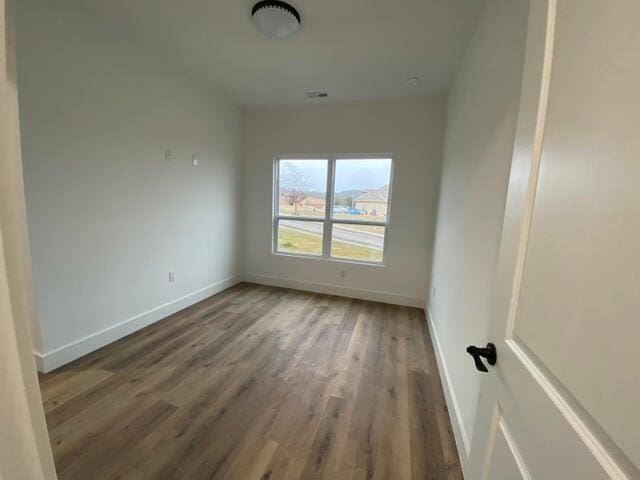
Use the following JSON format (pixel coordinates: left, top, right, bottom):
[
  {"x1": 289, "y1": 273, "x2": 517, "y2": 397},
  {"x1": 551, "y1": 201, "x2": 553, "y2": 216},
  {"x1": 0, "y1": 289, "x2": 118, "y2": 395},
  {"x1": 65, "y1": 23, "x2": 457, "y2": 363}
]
[
  {"x1": 330, "y1": 219, "x2": 388, "y2": 227},
  {"x1": 322, "y1": 157, "x2": 335, "y2": 258},
  {"x1": 273, "y1": 159, "x2": 279, "y2": 254}
]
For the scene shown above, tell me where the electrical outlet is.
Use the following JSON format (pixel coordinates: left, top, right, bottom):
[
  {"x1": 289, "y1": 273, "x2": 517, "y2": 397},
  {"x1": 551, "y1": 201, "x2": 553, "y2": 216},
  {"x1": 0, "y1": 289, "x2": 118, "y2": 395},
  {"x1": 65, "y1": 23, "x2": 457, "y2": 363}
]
[
  {"x1": 169, "y1": 271, "x2": 176, "y2": 283},
  {"x1": 432, "y1": 287, "x2": 437, "y2": 299},
  {"x1": 192, "y1": 153, "x2": 198, "y2": 166},
  {"x1": 165, "y1": 148, "x2": 173, "y2": 161}
]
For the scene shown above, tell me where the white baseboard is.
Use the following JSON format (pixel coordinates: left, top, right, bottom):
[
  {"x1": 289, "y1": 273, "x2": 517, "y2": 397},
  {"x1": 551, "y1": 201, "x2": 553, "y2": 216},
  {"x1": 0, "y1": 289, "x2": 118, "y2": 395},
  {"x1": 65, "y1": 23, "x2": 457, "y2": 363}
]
[
  {"x1": 244, "y1": 273, "x2": 424, "y2": 308},
  {"x1": 425, "y1": 306, "x2": 471, "y2": 472},
  {"x1": 35, "y1": 275, "x2": 242, "y2": 373},
  {"x1": 34, "y1": 350, "x2": 45, "y2": 372}
]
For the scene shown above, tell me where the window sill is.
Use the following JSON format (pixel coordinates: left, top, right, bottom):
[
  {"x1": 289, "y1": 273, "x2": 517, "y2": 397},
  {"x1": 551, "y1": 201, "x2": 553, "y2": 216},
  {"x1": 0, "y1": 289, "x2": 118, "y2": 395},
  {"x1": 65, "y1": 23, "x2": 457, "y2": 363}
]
[{"x1": 272, "y1": 251, "x2": 387, "y2": 268}]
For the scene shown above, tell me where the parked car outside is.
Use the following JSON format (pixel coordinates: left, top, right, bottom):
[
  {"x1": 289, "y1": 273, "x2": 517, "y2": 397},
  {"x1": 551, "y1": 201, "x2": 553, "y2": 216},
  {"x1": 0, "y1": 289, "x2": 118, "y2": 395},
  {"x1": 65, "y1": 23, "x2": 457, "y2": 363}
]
[
  {"x1": 333, "y1": 206, "x2": 348, "y2": 214},
  {"x1": 346, "y1": 207, "x2": 362, "y2": 215}
]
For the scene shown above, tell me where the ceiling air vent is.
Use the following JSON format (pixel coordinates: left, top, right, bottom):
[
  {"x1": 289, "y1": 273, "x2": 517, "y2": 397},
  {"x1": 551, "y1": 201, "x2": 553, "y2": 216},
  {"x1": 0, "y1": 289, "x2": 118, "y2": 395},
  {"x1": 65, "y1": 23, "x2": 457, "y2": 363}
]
[{"x1": 306, "y1": 91, "x2": 328, "y2": 99}]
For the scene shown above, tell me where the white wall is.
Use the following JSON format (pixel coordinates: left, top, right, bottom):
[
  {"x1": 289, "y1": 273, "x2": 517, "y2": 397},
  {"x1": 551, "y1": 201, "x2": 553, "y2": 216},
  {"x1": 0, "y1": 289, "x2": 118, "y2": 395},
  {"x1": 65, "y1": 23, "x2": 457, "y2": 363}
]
[
  {"x1": 427, "y1": 0, "x2": 529, "y2": 458},
  {"x1": 16, "y1": 0, "x2": 243, "y2": 371},
  {"x1": 242, "y1": 96, "x2": 446, "y2": 307}
]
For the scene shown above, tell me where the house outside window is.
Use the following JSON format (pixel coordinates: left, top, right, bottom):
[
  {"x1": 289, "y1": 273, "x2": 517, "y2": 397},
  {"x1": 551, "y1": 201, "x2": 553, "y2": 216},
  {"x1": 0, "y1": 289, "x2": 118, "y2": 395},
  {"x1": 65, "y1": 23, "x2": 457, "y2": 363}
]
[{"x1": 353, "y1": 185, "x2": 389, "y2": 217}]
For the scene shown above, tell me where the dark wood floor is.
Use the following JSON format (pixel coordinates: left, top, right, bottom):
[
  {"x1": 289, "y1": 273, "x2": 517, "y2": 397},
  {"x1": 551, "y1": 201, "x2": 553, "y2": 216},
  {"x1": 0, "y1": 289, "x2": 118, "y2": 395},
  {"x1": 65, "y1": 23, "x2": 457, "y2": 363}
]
[{"x1": 38, "y1": 282, "x2": 462, "y2": 480}]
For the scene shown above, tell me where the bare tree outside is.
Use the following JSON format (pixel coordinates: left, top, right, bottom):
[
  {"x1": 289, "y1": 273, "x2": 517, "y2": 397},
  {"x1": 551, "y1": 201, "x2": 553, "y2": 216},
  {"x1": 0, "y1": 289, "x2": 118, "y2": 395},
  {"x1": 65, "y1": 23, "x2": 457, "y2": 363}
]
[{"x1": 280, "y1": 162, "x2": 313, "y2": 215}]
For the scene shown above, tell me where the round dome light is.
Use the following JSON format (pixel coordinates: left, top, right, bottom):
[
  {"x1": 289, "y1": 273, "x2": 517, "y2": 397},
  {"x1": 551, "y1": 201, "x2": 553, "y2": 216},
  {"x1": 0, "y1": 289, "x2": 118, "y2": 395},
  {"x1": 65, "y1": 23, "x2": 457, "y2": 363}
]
[{"x1": 251, "y1": 1, "x2": 301, "y2": 39}]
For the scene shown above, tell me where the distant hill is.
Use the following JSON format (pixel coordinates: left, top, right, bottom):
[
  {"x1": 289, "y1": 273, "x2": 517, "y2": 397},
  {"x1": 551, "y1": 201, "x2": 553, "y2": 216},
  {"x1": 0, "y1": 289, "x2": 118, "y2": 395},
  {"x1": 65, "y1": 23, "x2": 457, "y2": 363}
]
[
  {"x1": 336, "y1": 189, "x2": 363, "y2": 198},
  {"x1": 334, "y1": 189, "x2": 363, "y2": 206},
  {"x1": 305, "y1": 189, "x2": 362, "y2": 198},
  {"x1": 305, "y1": 191, "x2": 327, "y2": 199}
]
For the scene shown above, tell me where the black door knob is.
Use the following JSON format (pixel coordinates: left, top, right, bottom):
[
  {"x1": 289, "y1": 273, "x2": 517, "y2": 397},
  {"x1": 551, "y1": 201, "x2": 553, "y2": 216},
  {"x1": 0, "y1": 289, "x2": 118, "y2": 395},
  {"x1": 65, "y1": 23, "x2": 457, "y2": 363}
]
[{"x1": 466, "y1": 343, "x2": 497, "y2": 372}]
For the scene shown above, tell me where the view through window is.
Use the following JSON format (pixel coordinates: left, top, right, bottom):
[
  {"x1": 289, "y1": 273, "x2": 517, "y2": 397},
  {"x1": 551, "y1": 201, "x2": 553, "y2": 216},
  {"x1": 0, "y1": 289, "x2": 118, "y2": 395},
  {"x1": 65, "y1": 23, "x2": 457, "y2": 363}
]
[{"x1": 274, "y1": 157, "x2": 393, "y2": 263}]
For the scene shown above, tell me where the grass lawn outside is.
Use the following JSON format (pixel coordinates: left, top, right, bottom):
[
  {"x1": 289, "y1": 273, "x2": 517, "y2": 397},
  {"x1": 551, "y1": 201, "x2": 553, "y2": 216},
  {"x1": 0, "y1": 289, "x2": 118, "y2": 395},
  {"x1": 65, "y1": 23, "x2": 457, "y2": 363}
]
[
  {"x1": 278, "y1": 227, "x2": 323, "y2": 255},
  {"x1": 278, "y1": 227, "x2": 383, "y2": 262},
  {"x1": 332, "y1": 222, "x2": 384, "y2": 234},
  {"x1": 333, "y1": 212, "x2": 386, "y2": 226},
  {"x1": 278, "y1": 203, "x2": 324, "y2": 218}
]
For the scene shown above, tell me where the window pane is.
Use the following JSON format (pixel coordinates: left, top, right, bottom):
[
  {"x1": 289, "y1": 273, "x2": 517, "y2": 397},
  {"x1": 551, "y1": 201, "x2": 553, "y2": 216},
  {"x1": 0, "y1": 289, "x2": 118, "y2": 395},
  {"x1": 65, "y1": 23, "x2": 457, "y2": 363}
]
[
  {"x1": 278, "y1": 219, "x2": 324, "y2": 256},
  {"x1": 331, "y1": 224, "x2": 385, "y2": 262},
  {"x1": 333, "y1": 158, "x2": 392, "y2": 222},
  {"x1": 278, "y1": 159, "x2": 327, "y2": 218}
]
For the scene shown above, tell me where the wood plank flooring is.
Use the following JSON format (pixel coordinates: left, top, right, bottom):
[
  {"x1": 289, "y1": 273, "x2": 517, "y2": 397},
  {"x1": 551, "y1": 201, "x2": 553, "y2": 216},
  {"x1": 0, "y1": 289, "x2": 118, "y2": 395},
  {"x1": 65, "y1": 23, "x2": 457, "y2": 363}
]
[{"x1": 38, "y1": 282, "x2": 462, "y2": 480}]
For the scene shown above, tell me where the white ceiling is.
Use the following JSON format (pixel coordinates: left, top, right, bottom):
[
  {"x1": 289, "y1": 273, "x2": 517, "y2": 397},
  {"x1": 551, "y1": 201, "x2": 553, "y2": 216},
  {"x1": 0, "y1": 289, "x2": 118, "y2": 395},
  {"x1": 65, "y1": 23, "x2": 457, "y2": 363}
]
[{"x1": 77, "y1": 0, "x2": 486, "y2": 106}]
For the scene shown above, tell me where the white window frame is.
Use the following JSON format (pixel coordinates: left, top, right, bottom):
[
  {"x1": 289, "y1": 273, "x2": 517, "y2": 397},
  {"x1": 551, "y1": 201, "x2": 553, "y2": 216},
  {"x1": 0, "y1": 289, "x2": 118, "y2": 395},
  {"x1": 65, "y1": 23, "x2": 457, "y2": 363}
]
[{"x1": 272, "y1": 154, "x2": 394, "y2": 266}]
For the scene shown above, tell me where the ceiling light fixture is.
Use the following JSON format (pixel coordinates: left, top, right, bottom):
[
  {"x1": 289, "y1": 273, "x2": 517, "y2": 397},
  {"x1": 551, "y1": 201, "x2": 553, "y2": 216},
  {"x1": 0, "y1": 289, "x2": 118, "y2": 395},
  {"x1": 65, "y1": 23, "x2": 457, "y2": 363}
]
[
  {"x1": 251, "y1": 0, "x2": 301, "y2": 39},
  {"x1": 407, "y1": 76, "x2": 421, "y2": 87}
]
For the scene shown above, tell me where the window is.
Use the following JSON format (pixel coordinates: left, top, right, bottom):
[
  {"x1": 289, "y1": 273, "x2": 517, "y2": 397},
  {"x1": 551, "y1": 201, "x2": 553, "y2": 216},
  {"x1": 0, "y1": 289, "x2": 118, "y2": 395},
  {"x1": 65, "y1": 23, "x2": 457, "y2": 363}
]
[{"x1": 273, "y1": 156, "x2": 393, "y2": 264}]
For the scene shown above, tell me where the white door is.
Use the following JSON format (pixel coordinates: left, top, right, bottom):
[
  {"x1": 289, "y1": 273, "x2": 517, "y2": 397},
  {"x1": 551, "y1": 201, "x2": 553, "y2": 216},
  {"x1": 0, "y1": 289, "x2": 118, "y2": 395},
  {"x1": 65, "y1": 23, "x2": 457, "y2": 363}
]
[{"x1": 466, "y1": 1, "x2": 640, "y2": 478}]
